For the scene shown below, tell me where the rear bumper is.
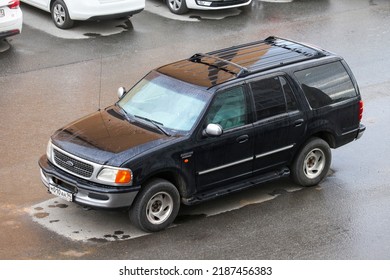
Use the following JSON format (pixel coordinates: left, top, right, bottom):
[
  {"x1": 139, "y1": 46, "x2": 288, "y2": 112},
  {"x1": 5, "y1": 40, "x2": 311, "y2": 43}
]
[
  {"x1": 88, "y1": 8, "x2": 143, "y2": 20},
  {"x1": 67, "y1": 0, "x2": 145, "y2": 21},
  {"x1": 356, "y1": 123, "x2": 366, "y2": 140},
  {"x1": 0, "y1": 29, "x2": 20, "y2": 39},
  {"x1": 0, "y1": 8, "x2": 22, "y2": 39},
  {"x1": 38, "y1": 155, "x2": 140, "y2": 209}
]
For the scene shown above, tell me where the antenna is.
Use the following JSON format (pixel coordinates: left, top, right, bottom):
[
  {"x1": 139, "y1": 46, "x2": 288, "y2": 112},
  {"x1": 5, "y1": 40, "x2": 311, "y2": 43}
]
[{"x1": 98, "y1": 55, "x2": 103, "y2": 111}]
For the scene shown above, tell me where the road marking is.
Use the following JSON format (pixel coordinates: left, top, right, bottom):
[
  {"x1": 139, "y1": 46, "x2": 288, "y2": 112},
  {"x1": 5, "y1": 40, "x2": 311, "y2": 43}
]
[{"x1": 28, "y1": 183, "x2": 302, "y2": 242}]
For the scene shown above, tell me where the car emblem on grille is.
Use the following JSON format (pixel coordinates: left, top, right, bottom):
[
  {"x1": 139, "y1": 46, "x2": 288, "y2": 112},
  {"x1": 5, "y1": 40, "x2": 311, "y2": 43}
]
[{"x1": 65, "y1": 160, "x2": 74, "y2": 167}]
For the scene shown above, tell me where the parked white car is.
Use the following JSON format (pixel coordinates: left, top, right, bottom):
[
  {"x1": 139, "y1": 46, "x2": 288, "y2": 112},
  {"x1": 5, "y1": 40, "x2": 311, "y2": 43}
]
[
  {"x1": 0, "y1": 0, "x2": 23, "y2": 39},
  {"x1": 166, "y1": 0, "x2": 252, "y2": 14},
  {"x1": 21, "y1": 0, "x2": 145, "y2": 29}
]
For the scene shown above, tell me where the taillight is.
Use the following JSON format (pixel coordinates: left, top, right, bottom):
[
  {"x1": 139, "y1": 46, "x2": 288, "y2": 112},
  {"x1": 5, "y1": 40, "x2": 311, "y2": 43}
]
[
  {"x1": 358, "y1": 100, "x2": 364, "y2": 121},
  {"x1": 8, "y1": 0, "x2": 20, "y2": 9}
]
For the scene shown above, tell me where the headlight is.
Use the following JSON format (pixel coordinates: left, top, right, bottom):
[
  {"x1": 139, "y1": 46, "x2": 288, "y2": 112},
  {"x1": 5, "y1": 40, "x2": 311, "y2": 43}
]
[
  {"x1": 97, "y1": 167, "x2": 133, "y2": 185},
  {"x1": 46, "y1": 139, "x2": 52, "y2": 160}
]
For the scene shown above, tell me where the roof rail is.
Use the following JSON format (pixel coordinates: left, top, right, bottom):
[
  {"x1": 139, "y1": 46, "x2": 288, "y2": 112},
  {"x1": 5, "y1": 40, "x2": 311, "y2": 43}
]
[
  {"x1": 264, "y1": 36, "x2": 325, "y2": 58},
  {"x1": 189, "y1": 53, "x2": 250, "y2": 77}
]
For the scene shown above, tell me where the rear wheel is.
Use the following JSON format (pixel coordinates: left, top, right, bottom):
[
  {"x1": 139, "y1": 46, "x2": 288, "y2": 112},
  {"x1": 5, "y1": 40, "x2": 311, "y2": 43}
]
[
  {"x1": 291, "y1": 138, "x2": 331, "y2": 187},
  {"x1": 167, "y1": 0, "x2": 189, "y2": 15},
  {"x1": 129, "y1": 179, "x2": 180, "y2": 232},
  {"x1": 51, "y1": 0, "x2": 74, "y2": 29}
]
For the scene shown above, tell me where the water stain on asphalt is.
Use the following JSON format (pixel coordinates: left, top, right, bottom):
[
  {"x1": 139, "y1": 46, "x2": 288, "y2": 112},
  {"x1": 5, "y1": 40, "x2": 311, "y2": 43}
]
[
  {"x1": 49, "y1": 203, "x2": 68, "y2": 208},
  {"x1": 34, "y1": 212, "x2": 49, "y2": 219}
]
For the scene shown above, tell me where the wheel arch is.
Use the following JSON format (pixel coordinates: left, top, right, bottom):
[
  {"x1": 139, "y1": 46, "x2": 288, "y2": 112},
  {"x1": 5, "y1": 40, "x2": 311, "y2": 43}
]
[
  {"x1": 310, "y1": 131, "x2": 336, "y2": 148},
  {"x1": 290, "y1": 130, "x2": 335, "y2": 166},
  {"x1": 140, "y1": 169, "x2": 189, "y2": 200}
]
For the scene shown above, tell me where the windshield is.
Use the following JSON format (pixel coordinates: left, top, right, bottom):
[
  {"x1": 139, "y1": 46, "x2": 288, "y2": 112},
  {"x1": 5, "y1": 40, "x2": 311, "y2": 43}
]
[{"x1": 118, "y1": 71, "x2": 209, "y2": 132}]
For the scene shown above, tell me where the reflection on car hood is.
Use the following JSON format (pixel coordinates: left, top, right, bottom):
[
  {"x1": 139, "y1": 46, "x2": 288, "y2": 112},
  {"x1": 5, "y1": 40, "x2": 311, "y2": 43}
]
[{"x1": 51, "y1": 106, "x2": 174, "y2": 165}]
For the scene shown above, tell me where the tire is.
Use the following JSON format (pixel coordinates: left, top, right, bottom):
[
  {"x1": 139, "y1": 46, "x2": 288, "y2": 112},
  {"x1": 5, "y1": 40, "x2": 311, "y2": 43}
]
[
  {"x1": 51, "y1": 0, "x2": 74, "y2": 29},
  {"x1": 129, "y1": 179, "x2": 180, "y2": 232},
  {"x1": 166, "y1": 0, "x2": 189, "y2": 15},
  {"x1": 291, "y1": 138, "x2": 331, "y2": 187}
]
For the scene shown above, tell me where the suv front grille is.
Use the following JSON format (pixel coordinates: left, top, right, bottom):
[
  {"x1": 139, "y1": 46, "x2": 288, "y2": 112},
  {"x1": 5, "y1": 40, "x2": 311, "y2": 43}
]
[{"x1": 53, "y1": 149, "x2": 94, "y2": 178}]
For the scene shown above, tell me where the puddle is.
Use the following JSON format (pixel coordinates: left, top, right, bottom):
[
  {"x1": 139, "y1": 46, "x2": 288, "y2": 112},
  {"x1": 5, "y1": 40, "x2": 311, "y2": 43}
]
[{"x1": 28, "y1": 183, "x2": 303, "y2": 242}]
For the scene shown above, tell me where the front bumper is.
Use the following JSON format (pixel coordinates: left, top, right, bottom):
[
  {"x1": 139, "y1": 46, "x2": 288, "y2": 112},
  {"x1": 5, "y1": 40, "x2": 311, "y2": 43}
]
[
  {"x1": 185, "y1": 0, "x2": 252, "y2": 10},
  {"x1": 38, "y1": 155, "x2": 140, "y2": 208}
]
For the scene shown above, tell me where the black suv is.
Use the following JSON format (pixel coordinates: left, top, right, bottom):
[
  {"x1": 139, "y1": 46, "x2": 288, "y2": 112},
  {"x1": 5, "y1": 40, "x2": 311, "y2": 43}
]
[{"x1": 39, "y1": 36, "x2": 365, "y2": 232}]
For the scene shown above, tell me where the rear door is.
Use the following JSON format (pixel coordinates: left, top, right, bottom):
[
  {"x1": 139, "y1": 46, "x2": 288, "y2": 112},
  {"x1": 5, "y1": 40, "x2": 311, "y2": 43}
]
[{"x1": 248, "y1": 74, "x2": 305, "y2": 175}]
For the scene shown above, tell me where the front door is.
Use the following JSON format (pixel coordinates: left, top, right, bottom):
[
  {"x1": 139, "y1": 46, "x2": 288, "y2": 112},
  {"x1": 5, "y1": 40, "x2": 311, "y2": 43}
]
[{"x1": 194, "y1": 85, "x2": 254, "y2": 191}]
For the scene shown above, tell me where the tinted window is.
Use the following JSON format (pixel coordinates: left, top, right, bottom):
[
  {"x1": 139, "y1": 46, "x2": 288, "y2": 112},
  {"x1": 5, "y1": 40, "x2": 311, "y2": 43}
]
[
  {"x1": 295, "y1": 61, "x2": 357, "y2": 109},
  {"x1": 206, "y1": 86, "x2": 248, "y2": 130},
  {"x1": 280, "y1": 76, "x2": 298, "y2": 111},
  {"x1": 250, "y1": 77, "x2": 286, "y2": 120}
]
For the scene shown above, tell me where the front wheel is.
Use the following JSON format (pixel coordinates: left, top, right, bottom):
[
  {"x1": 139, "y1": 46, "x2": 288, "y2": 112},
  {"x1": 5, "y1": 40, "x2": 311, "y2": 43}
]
[
  {"x1": 167, "y1": 0, "x2": 189, "y2": 15},
  {"x1": 51, "y1": 0, "x2": 74, "y2": 29},
  {"x1": 129, "y1": 179, "x2": 180, "y2": 232},
  {"x1": 291, "y1": 138, "x2": 331, "y2": 187}
]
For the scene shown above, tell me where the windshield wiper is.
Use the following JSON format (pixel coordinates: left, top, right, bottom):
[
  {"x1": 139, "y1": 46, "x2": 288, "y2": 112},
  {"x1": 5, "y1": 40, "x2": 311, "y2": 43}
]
[
  {"x1": 116, "y1": 104, "x2": 135, "y2": 123},
  {"x1": 134, "y1": 115, "x2": 171, "y2": 137}
]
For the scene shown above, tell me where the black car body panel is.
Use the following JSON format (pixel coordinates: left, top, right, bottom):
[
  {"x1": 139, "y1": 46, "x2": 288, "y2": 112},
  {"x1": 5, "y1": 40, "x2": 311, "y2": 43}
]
[{"x1": 39, "y1": 36, "x2": 365, "y2": 214}]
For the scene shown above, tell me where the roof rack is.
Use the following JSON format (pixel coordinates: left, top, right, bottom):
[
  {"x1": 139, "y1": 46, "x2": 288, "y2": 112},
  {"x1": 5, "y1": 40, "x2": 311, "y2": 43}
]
[
  {"x1": 188, "y1": 36, "x2": 327, "y2": 79},
  {"x1": 157, "y1": 36, "x2": 330, "y2": 88},
  {"x1": 189, "y1": 53, "x2": 250, "y2": 77}
]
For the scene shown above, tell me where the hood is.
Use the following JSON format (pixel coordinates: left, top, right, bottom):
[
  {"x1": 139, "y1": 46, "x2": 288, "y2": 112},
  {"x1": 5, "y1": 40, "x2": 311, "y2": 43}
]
[{"x1": 51, "y1": 106, "x2": 174, "y2": 165}]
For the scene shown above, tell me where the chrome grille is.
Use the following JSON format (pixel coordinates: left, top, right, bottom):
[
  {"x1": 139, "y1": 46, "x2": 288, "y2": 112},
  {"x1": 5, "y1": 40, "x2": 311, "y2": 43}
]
[{"x1": 53, "y1": 149, "x2": 94, "y2": 178}]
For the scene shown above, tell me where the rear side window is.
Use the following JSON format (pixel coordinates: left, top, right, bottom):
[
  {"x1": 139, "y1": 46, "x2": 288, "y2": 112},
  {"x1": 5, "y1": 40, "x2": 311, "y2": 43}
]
[
  {"x1": 249, "y1": 76, "x2": 297, "y2": 121},
  {"x1": 250, "y1": 77, "x2": 286, "y2": 120},
  {"x1": 295, "y1": 61, "x2": 357, "y2": 109}
]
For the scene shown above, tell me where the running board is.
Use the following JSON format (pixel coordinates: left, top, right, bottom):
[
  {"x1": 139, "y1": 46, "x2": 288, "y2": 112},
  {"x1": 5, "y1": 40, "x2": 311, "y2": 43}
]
[{"x1": 183, "y1": 168, "x2": 290, "y2": 205}]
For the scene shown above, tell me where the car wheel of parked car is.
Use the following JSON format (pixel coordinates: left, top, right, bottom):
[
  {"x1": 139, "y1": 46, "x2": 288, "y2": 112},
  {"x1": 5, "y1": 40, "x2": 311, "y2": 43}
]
[
  {"x1": 291, "y1": 138, "x2": 331, "y2": 187},
  {"x1": 51, "y1": 0, "x2": 74, "y2": 29},
  {"x1": 129, "y1": 179, "x2": 180, "y2": 232},
  {"x1": 167, "y1": 0, "x2": 189, "y2": 15}
]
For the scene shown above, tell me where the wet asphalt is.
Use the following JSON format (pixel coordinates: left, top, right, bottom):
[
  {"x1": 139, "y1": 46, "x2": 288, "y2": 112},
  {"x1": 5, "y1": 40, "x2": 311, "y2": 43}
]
[{"x1": 0, "y1": 0, "x2": 390, "y2": 259}]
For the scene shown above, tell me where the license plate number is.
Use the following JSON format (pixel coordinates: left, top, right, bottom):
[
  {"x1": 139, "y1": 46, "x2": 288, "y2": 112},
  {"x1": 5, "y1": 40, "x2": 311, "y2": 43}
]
[
  {"x1": 0, "y1": 9, "x2": 4, "y2": 18},
  {"x1": 49, "y1": 184, "x2": 73, "y2": 202}
]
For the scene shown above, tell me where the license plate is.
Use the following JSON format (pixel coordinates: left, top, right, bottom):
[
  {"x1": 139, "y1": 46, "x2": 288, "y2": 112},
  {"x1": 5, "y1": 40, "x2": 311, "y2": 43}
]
[
  {"x1": 49, "y1": 184, "x2": 73, "y2": 202},
  {"x1": 0, "y1": 9, "x2": 4, "y2": 18}
]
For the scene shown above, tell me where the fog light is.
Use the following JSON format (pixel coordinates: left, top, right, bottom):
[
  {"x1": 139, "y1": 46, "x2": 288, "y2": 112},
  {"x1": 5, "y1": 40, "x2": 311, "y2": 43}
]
[{"x1": 197, "y1": 1, "x2": 212, "y2": 6}]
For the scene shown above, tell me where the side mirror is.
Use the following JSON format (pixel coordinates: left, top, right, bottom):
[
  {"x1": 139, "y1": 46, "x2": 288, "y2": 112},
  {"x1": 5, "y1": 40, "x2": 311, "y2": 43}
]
[
  {"x1": 117, "y1": 87, "x2": 126, "y2": 99},
  {"x1": 203, "y1": 124, "x2": 223, "y2": 137}
]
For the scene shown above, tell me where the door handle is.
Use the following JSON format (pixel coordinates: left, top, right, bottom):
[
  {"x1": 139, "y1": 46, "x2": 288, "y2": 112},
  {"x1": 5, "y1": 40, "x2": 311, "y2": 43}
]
[
  {"x1": 294, "y1": 119, "x2": 304, "y2": 127},
  {"x1": 236, "y1": 135, "x2": 249, "y2": 144}
]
